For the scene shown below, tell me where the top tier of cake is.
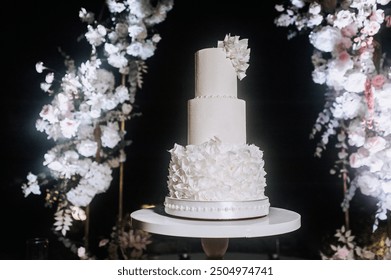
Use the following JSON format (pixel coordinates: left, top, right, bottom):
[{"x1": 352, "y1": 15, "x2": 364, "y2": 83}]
[
  {"x1": 195, "y1": 48, "x2": 237, "y2": 98},
  {"x1": 188, "y1": 47, "x2": 246, "y2": 145}
]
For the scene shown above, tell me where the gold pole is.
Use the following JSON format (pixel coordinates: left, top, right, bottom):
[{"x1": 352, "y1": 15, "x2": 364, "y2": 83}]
[
  {"x1": 342, "y1": 170, "x2": 350, "y2": 230},
  {"x1": 118, "y1": 120, "x2": 125, "y2": 223},
  {"x1": 84, "y1": 125, "x2": 102, "y2": 251},
  {"x1": 341, "y1": 128, "x2": 350, "y2": 231},
  {"x1": 84, "y1": 205, "x2": 90, "y2": 250},
  {"x1": 118, "y1": 73, "x2": 127, "y2": 223}
]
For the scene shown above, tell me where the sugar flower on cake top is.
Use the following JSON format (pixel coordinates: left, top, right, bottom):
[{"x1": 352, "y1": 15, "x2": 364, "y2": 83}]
[{"x1": 217, "y1": 34, "x2": 250, "y2": 80}]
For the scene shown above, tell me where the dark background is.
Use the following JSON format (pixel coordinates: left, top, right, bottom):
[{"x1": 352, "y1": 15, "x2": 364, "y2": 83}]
[{"x1": 2, "y1": 0, "x2": 386, "y2": 259}]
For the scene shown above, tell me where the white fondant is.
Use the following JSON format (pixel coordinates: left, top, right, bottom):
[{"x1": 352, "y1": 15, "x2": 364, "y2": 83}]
[
  {"x1": 188, "y1": 97, "x2": 246, "y2": 145},
  {"x1": 195, "y1": 48, "x2": 237, "y2": 98}
]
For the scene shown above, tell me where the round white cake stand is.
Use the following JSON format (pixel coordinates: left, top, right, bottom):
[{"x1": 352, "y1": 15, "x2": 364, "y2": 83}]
[{"x1": 131, "y1": 206, "x2": 301, "y2": 259}]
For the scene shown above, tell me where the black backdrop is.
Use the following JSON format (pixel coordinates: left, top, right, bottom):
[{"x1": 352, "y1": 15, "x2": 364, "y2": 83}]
[{"x1": 2, "y1": 0, "x2": 381, "y2": 259}]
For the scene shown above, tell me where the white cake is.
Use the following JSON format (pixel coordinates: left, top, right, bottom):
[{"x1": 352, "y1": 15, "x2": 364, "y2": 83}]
[{"x1": 164, "y1": 35, "x2": 269, "y2": 220}]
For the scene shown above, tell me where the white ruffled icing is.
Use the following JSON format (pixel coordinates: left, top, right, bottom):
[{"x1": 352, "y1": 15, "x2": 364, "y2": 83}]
[{"x1": 167, "y1": 137, "x2": 267, "y2": 201}]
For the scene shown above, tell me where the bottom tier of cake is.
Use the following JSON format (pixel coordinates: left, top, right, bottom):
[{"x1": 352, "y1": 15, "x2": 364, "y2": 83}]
[{"x1": 164, "y1": 197, "x2": 270, "y2": 220}]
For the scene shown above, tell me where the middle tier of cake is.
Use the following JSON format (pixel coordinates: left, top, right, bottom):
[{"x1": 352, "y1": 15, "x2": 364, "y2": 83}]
[{"x1": 188, "y1": 96, "x2": 246, "y2": 145}]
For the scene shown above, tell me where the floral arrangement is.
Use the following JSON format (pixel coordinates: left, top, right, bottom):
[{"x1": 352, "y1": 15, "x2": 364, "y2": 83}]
[
  {"x1": 77, "y1": 212, "x2": 152, "y2": 260},
  {"x1": 321, "y1": 225, "x2": 391, "y2": 259},
  {"x1": 21, "y1": 0, "x2": 173, "y2": 256},
  {"x1": 274, "y1": 0, "x2": 391, "y2": 258},
  {"x1": 217, "y1": 34, "x2": 251, "y2": 80}
]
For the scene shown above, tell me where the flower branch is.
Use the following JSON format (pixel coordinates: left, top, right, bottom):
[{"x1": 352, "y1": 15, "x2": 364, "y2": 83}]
[
  {"x1": 275, "y1": 0, "x2": 391, "y2": 258},
  {"x1": 21, "y1": 0, "x2": 173, "y2": 257}
]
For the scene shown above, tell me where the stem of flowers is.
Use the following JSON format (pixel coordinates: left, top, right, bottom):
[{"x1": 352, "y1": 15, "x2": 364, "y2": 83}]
[
  {"x1": 118, "y1": 119, "x2": 125, "y2": 223},
  {"x1": 387, "y1": 211, "x2": 391, "y2": 238},
  {"x1": 84, "y1": 205, "x2": 90, "y2": 251},
  {"x1": 342, "y1": 157, "x2": 350, "y2": 230},
  {"x1": 118, "y1": 73, "x2": 127, "y2": 223}
]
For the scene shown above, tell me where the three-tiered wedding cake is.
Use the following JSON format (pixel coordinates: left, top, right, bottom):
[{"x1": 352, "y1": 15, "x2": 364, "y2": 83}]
[{"x1": 164, "y1": 35, "x2": 269, "y2": 220}]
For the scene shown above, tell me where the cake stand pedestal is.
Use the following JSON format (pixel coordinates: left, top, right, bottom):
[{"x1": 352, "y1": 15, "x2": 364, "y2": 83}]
[{"x1": 130, "y1": 206, "x2": 300, "y2": 259}]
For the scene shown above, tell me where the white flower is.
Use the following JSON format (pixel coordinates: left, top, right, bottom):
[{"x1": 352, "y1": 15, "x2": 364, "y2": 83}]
[
  {"x1": 334, "y1": 10, "x2": 355, "y2": 29},
  {"x1": 274, "y1": 13, "x2": 295, "y2": 27},
  {"x1": 60, "y1": 118, "x2": 80, "y2": 139},
  {"x1": 371, "y1": 9, "x2": 385, "y2": 24},
  {"x1": 21, "y1": 172, "x2": 41, "y2": 197},
  {"x1": 331, "y1": 91, "x2": 364, "y2": 120},
  {"x1": 35, "y1": 62, "x2": 46, "y2": 73},
  {"x1": 122, "y1": 103, "x2": 133, "y2": 115},
  {"x1": 94, "y1": 69, "x2": 115, "y2": 94},
  {"x1": 61, "y1": 73, "x2": 82, "y2": 96},
  {"x1": 79, "y1": 8, "x2": 95, "y2": 24},
  {"x1": 377, "y1": 0, "x2": 391, "y2": 5},
  {"x1": 84, "y1": 162, "x2": 112, "y2": 193},
  {"x1": 312, "y1": 67, "x2": 326, "y2": 84},
  {"x1": 67, "y1": 162, "x2": 112, "y2": 207},
  {"x1": 104, "y1": 43, "x2": 119, "y2": 55},
  {"x1": 128, "y1": 24, "x2": 147, "y2": 40},
  {"x1": 356, "y1": 171, "x2": 382, "y2": 197},
  {"x1": 291, "y1": 0, "x2": 305, "y2": 8},
  {"x1": 217, "y1": 34, "x2": 251, "y2": 80},
  {"x1": 375, "y1": 82, "x2": 391, "y2": 107},
  {"x1": 77, "y1": 247, "x2": 88, "y2": 259},
  {"x1": 55, "y1": 93, "x2": 73, "y2": 113},
  {"x1": 347, "y1": 119, "x2": 366, "y2": 147},
  {"x1": 151, "y1": 33, "x2": 161, "y2": 43},
  {"x1": 77, "y1": 139, "x2": 98, "y2": 157},
  {"x1": 350, "y1": 147, "x2": 369, "y2": 168},
  {"x1": 138, "y1": 40, "x2": 156, "y2": 60},
  {"x1": 39, "y1": 104, "x2": 59, "y2": 124},
  {"x1": 364, "y1": 136, "x2": 387, "y2": 155},
  {"x1": 308, "y1": 14, "x2": 323, "y2": 28},
  {"x1": 45, "y1": 72, "x2": 54, "y2": 84},
  {"x1": 309, "y1": 2, "x2": 321, "y2": 15},
  {"x1": 106, "y1": 0, "x2": 126, "y2": 13},
  {"x1": 40, "y1": 82, "x2": 51, "y2": 93},
  {"x1": 309, "y1": 26, "x2": 342, "y2": 52},
  {"x1": 101, "y1": 122, "x2": 121, "y2": 148},
  {"x1": 70, "y1": 206, "x2": 87, "y2": 221},
  {"x1": 85, "y1": 24, "x2": 107, "y2": 47},
  {"x1": 362, "y1": 20, "x2": 381, "y2": 36},
  {"x1": 343, "y1": 72, "x2": 367, "y2": 93},
  {"x1": 21, "y1": 183, "x2": 41, "y2": 197},
  {"x1": 126, "y1": 41, "x2": 156, "y2": 59},
  {"x1": 275, "y1": 4, "x2": 284, "y2": 12},
  {"x1": 108, "y1": 53, "x2": 128, "y2": 69},
  {"x1": 332, "y1": 245, "x2": 353, "y2": 260},
  {"x1": 384, "y1": 194, "x2": 391, "y2": 212},
  {"x1": 115, "y1": 85, "x2": 130, "y2": 103}
]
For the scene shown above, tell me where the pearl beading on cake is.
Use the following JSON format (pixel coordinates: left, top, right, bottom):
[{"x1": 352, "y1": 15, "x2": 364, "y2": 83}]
[
  {"x1": 195, "y1": 95, "x2": 237, "y2": 99},
  {"x1": 164, "y1": 197, "x2": 270, "y2": 220},
  {"x1": 164, "y1": 203, "x2": 269, "y2": 212}
]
